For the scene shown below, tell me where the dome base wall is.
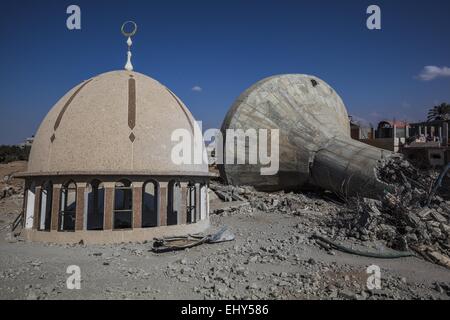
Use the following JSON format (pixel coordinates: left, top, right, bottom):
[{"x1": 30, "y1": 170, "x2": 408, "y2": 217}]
[{"x1": 22, "y1": 218, "x2": 210, "y2": 245}]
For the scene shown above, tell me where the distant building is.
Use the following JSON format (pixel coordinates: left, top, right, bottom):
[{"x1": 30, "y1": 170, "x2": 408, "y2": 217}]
[
  {"x1": 19, "y1": 136, "x2": 34, "y2": 148},
  {"x1": 349, "y1": 117, "x2": 450, "y2": 168},
  {"x1": 350, "y1": 118, "x2": 408, "y2": 152},
  {"x1": 402, "y1": 120, "x2": 450, "y2": 168},
  {"x1": 349, "y1": 117, "x2": 373, "y2": 140},
  {"x1": 375, "y1": 120, "x2": 409, "y2": 139},
  {"x1": 407, "y1": 120, "x2": 449, "y2": 146}
]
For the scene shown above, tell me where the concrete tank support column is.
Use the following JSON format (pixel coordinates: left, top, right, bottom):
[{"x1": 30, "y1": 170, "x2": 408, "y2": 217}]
[
  {"x1": 159, "y1": 182, "x2": 168, "y2": 227},
  {"x1": 75, "y1": 183, "x2": 87, "y2": 231},
  {"x1": 33, "y1": 186, "x2": 42, "y2": 230},
  {"x1": 180, "y1": 182, "x2": 187, "y2": 224},
  {"x1": 311, "y1": 137, "x2": 394, "y2": 198},
  {"x1": 103, "y1": 182, "x2": 115, "y2": 230},
  {"x1": 132, "y1": 182, "x2": 143, "y2": 229},
  {"x1": 51, "y1": 184, "x2": 62, "y2": 231}
]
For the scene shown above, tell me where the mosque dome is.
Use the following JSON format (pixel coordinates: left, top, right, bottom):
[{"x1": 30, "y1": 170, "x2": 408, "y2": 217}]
[
  {"x1": 27, "y1": 70, "x2": 208, "y2": 176},
  {"x1": 18, "y1": 69, "x2": 210, "y2": 244}
]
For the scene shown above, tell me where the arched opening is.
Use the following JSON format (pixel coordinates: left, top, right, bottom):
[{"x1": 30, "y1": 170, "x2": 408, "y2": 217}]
[
  {"x1": 167, "y1": 180, "x2": 181, "y2": 225},
  {"x1": 25, "y1": 182, "x2": 36, "y2": 229},
  {"x1": 114, "y1": 179, "x2": 133, "y2": 229},
  {"x1": 142, "y1": 180, "x2": 158, "y2": 228},
  {"x1": 39, "y1": 181, "x2": 53, "y2": 231},
  {"x1": 187, "y1": 182, "x2": 197, "y2": 224},
  {"x1": 59, "y1": 181, "x2": 77, "y2": 231},
  {"x1": 86, "y1": 180, "x2": 105, "y2": 230}
]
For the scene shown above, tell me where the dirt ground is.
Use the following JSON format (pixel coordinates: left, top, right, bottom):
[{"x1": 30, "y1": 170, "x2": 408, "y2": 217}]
[
  {"x1": 0, "y1": 161, "x2": 26, "y2": 189},
  {"x1": 0, "y1": 162, "x2": 449, "y2": 300}
]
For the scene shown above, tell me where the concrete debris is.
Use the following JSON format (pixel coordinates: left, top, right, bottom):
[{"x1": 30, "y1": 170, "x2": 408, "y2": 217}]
[
  {"x1": 0, "y1": 185, "x2": 22, "y2": 200},
  {"x1": 333, "y1": 157, "x2": 450, "y2": 268},
  {"x1": 210, "y1": 181, "x2": 341, "y2": 217},
  {"x1": 0, "y1": 162, "x2": 26, "y2": 201},
  {"x1": 211, "y1": 157, "x2": 450, "y2": 269}
]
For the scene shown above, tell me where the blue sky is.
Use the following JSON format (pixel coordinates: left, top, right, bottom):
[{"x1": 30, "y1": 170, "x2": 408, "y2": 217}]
[{"x1": 1, "y1": 0, "x2": 450, "y2": 144}]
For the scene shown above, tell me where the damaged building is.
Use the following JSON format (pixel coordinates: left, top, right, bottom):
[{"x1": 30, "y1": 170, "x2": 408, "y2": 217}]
[
  {"x1": 219, "y1": 74, "x2": 395, "y2": 198},
  {"x1": 402, "y1": 120, "x2": 450, "y2": 168},
  {"x1": 214, "y1": 74, "x2": 450, "y2": 269}
]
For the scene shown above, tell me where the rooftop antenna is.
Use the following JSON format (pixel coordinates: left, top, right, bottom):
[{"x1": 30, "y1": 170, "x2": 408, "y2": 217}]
[{"x1": 121, "y1": 21, "x2": 137, "y2": 71}]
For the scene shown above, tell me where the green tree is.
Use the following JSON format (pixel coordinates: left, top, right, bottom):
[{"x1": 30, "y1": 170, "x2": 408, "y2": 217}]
[
  {"x1": 427, "y1": 102, "x2": 450, "y2": 121},
  {"x1": 0, "y1": 145, "x2": 30, "y2": 163}
]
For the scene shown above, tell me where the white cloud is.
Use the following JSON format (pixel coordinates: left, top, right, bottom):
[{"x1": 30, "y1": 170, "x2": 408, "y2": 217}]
[
  {"x1": 417, "y1": 66, "x2": 450, "y2": 81},
  {"x1": 191, "y1": 85, "x2": 202, "y2": 92}
]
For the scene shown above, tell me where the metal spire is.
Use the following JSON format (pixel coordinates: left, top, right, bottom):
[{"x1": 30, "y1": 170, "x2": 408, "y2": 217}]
[{"x1": 121, "y1": 21, "x2": 137, "y2": 71}]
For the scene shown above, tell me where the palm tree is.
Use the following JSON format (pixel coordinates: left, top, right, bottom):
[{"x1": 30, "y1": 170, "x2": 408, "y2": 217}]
[{"x1": 427, "y1": 103, "x2": 450, "y2": 121}]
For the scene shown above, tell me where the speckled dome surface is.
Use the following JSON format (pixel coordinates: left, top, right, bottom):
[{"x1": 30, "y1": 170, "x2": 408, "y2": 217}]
[{"x1": 27, "y1": 70, "x2": 208, "y2": 176}]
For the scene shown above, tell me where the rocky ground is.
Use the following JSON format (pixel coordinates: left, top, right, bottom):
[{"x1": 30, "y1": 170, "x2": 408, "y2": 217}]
[
  {"x1": 0, "y1": 161, "x2": 449, "y2": 300},
  {"x1": 0, "y1": 161, "x2": 25, "y2": 240}
]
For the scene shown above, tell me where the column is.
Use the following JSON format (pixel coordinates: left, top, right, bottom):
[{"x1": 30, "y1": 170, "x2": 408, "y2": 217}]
[
  {"x1": 195, "y1": 183, "x2": 201, "y2": 222},
  {"x1": 75, "y1": 182, "x2": 86, "y2": 231},
  {"x1": 200, "y1": 181, "x2": 208, "y2": 220},
  {"x1": 22, "y1": 181, "x2": 29, "y2": 229},
  {"x1": 206, "y1": 184, "x2": 210, "y2": 218},
  {"x1": 159, "y1": 182, "x2": 168, "y2": 227},
  {"x1": 180, "y1": 182, "x2": 187, "y2": 224},
  {"x1": 132, "y1": 182, "x2": 143, "y2": 229},
  {"x1": 51, "y1": 184, "x2": 62, "y2": 231},
  {"x1": 103, "y1": 182, "x2": 115, "y2": 230},
  {"x1": 83, "y1": 187, "x2": 89, "y2": 230},
  {"x1": 33, "y1": 186, "x2": 42, "y2": 230}
]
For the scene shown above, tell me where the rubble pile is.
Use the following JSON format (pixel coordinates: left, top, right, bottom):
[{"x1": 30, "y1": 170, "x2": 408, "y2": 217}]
[
  {"x1": 335, "y1": 156, "x2": 450, "y2": 268},
  {"x1": 0, "y1": 170, "x2": 448, "y2": 299},
  {"x1": 0, "y1": 161, "x2": 26, "y2": 201},
  {"x1": 377, "y1": 155, "x2": 438, "y2": 189},
  {"x1": 1, "y1": 175, "x2": 23, "y2": 201},
  {"x1": 211, "y1": 155, "x2": 450, "y2": 269},
  {"x1": 0, "y1": 185, "x2": 22, "y2": 200},
  {"x1": 210, "y1": 181, "x2": 341, "y2": 217}
]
